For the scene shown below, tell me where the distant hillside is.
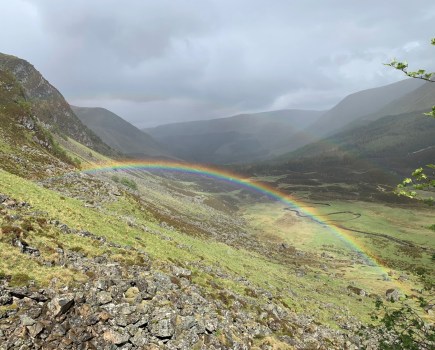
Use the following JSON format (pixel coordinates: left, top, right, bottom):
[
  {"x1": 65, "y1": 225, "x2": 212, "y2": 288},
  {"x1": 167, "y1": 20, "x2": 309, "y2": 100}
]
[
  {"x1": 145, "y1": 109, "x2": 324, "y2": 164},
  {"x1": 71, "y1": 106, "x2": 171, "y2": 159},
  {"x1": 271, "y1": 110, "x2": 435, "y2": 184},
  {"x1": 364, "y1": 81, "x2": 435, "y2": 121},
  {"x1": 0, "y1": 53, "x2": 114, "y2": 156},
  {"x1": 308, "y1": 78, "x2": 424, "y2": 137}
]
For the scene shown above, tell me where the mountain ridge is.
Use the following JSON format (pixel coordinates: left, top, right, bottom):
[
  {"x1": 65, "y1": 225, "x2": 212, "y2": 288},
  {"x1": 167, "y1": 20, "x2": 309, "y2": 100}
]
[
  {"x1": 306, "y1": 78, "x2": 425, "y2": 138},
  {"x1": 71, "y1": 105, "x2": 172, "y2": 159},
  {"x1": 145, "y1": 109, "x2": 324, "y2": 164}
]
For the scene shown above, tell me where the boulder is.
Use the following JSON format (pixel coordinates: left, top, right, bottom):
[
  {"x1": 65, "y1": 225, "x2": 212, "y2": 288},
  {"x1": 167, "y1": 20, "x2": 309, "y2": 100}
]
[
  {"x1": 47, "y1": 294, "x2": 75, "y2": 317},
  {"x1": 385, "y1": 289, "x2": 400, "y2": 302},
  {"x1": 347, "y1": 285, "x2": 366, "y2": 297},
  {"x1": 103, "y1": 329, "x2": 130, "y2": 345},
  {"x1": 171, "y1": 266, "x2": 192, "y2": 279}
]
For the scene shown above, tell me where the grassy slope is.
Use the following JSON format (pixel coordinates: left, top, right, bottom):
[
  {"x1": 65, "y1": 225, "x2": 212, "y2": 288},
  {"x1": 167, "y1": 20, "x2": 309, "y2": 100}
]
[
  {"x1": 307, "y1": 78, "x2": 424, "y2": 138},
  {"x1": 0, "y1": 166, "x2": 385, "y2": 325},
  {"x1": 0, "y1": 67, "x2": 432, "y2": 326},
  {"x1": 273, "y1": 110, "x2": 435, "y2": 182}
]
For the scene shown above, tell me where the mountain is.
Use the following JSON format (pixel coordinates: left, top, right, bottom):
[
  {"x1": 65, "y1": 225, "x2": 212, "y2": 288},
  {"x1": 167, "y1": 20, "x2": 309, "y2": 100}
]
[
  {"x1": 0, "y1": 68, "x2": 75, "y2": 179},
  {"x1": 145, "y1": 109, "x2": 324, "y2": 164},
  {"x1": 307, "y1": 78, "x2": 424, "y2": 137},
  {"x1": 364, "y1": 81, "x2": 435, "y2": 121},
  {"x1": 71, "y1": 106, "x2": 171, "y2": 159},
  {"x1": 145, "y1": 79, "x2": 423, "y2": 165},
  {"x1": 270, "y1": 109, "x2": 435, "y2": 186},
  {"x1": 0, "y1": 53, "x2": 114, "y2": 156}
]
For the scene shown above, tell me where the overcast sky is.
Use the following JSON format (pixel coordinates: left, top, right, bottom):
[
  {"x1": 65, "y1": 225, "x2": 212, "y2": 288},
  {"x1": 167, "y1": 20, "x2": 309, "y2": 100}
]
[{"x1": 1, "y1": 0, "x2": 435, "y2": 128}]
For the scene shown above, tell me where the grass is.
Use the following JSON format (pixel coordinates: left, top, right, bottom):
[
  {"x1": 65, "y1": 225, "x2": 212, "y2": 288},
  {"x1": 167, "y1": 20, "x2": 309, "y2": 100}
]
[
  {"x1": 0, "y1": 241, "x2": 86, "y2": 287},
  {"x1": 239, "y1": 195, "x2": 434, "y2": 299},
  {"x1": 0, "y1": 168, "x2": 379, "y2": 324}
]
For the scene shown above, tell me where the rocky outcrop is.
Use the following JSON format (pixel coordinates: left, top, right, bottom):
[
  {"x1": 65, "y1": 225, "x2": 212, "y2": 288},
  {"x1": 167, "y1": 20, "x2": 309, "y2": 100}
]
[{"x1": 0, "y1": 52, "x2": 115, "y2": 156}]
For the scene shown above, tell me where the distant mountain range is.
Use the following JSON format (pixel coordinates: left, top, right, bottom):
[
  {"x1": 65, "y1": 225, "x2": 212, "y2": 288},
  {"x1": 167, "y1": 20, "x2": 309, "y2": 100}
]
[
  {"x1": 275, "y1": 110, "x2": 435, "y2": 176},
  {"x1": 144, "y1": 78, "x2": 426, "y2": 165},
  {"x1": 240, "y1": 80, "x2": 434, "y2": 189},
  {"x1": 2, "y1": 50, "x2": 432, "y2": 183},
  {"x1": 71, "y1": 106, "x2": 171, "y2": 159},
  {"x1": 145, "y1": 109, "x2": 324, "y2": 164}
]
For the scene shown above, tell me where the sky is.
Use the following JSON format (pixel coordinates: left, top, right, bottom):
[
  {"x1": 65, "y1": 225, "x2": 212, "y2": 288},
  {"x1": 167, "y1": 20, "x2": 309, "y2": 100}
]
[{"x1": 1, "y1": 0, "x2": 435, "y2": 128}]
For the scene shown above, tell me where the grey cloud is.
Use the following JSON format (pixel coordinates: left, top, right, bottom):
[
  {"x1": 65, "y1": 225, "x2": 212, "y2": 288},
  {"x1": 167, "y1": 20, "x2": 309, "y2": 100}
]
[{"x1": 1, "y1": 0, "x2": 435, "y2": 126}]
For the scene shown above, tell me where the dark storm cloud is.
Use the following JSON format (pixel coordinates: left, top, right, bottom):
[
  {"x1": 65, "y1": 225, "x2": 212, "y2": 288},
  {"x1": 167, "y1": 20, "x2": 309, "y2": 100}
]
[{"x1": 1, "y1": 0, "x2": 435, "y2": 127}]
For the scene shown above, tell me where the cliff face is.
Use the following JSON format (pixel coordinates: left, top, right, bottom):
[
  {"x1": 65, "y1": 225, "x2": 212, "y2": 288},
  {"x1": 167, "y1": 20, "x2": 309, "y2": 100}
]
[{"x1": 0, "y1": 53, "x2": 115, "y2": 157}]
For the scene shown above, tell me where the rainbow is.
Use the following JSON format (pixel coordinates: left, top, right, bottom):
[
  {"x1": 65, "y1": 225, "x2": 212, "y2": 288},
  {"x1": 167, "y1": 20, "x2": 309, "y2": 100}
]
[{"x1": 78, "y1": 160, "x2": 392, "y2": 274}]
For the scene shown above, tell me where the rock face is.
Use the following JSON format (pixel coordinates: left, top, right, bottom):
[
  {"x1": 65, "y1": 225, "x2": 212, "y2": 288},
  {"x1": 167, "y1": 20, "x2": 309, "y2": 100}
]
[{"x1": 0, "y1": 52, "x2": 115, "y2": 156}]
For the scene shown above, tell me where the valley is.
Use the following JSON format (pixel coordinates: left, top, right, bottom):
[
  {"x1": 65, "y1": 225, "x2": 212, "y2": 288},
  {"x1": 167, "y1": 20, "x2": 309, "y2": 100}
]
[{"x1": 0, "y1": 35, "x2": 434, "y2": 349}]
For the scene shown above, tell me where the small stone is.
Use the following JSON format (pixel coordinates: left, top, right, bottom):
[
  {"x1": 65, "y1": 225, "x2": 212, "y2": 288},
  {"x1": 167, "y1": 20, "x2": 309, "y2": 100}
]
[
  {"x1": 99, "y1": 310, "x2": 112, "y2": 322},
  {"x1": 97, "y1": 291, "x2": 112, "y2": 305},
  {"x1": 130, "y1": 329, "x2": 148, "y2": 347},
  {"x1": 151, "y1": 318, "x2": 174, "y2": 339},
  {"x1": 103, "y1": 329, "x2": 130, "y2": 345},
  {"x1": 0, "y1": 291, "x2": 12, "y2": 306},
  {"x1": 124, "y1": 287, "x2": 140, "y2": 303},
  {"x1": 124, "y1": 286, "x2": 139, "y2": 298},
  {"x1": 347, "y1": 285, "x2": 366, "y2": 297},
  {"x1": 204, "y1": 316, "x2": 218, "y2": 333},
  {"x1": 28, "y1": 322, "x2": 44, "y2": 338},
  {"x1": 424, "y1": 304, "x2": 434, "y2": 315},
  {"x1": 20, "y1": 315, "x2": 36, "y2": 326}
]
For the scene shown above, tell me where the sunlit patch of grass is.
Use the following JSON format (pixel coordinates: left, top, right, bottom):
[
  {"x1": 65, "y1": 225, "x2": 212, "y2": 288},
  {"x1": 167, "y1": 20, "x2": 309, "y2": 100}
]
[{"x1": 0, "y1": 241, "x2": 86, "y2": 287}]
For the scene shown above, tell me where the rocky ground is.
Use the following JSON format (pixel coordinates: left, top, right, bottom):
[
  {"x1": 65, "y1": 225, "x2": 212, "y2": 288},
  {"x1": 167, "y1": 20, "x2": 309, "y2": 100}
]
[{"x1": 0, "y1": 191, "x2": 386, "y2": 349}]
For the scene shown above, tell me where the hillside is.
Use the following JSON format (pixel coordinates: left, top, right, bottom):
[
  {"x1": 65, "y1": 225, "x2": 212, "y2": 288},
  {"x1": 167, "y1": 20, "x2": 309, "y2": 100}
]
[
  {"x1": 365, "y1": 81, "x2": 435, "y2": 121},
  {"x1": 0, "y1": 53, "x2": 115, "y2": 157},
  {"x1": 0, "y1": 69, "x2": 78, "y2": 179},
  {"x1": 71, "y1": 106, "x2": 171, "y2": 159},
  {"x1": 146, "y1": 109, "x2": 324, "y2": 164},
  {"x1": 262, "y1": 110, "x2": 435, "y2": 192},
  {"x1": 307, "y1": 78, "x2": 424, "y2": 137}
]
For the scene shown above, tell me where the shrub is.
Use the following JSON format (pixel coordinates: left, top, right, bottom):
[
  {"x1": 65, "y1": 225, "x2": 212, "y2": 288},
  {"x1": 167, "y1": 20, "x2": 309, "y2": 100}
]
[{"x1": 120, "y1": 177, "x2": 138, "y2": 190}]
